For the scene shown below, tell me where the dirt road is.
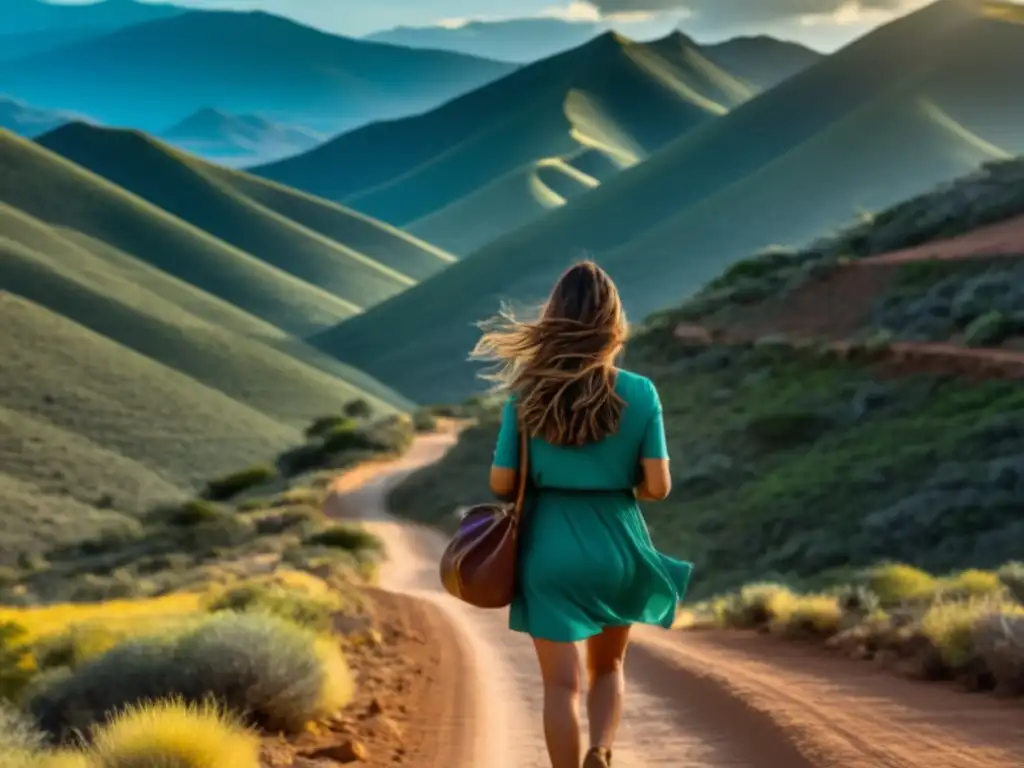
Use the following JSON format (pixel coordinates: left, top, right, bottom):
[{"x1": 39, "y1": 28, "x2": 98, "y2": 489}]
[{"x1": 328, "y1": 433, "x2": 1024, "y2": 768}]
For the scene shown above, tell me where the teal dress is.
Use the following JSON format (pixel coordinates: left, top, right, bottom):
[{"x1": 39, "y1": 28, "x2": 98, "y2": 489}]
[{"x1": 494, "y1": 369, "x2": 693, "y2": 643}]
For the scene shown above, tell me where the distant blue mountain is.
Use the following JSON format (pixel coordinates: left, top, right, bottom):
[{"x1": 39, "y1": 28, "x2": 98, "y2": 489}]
[
  {"x1": 0, "y1": 10, "x2": 517, "y2": 133},
  {"x1": 0, "y1": 94, "x2": 81, "y2": 137},
  {"x1": 1, "y1": 0, "x2": 185, "y2": 35}
]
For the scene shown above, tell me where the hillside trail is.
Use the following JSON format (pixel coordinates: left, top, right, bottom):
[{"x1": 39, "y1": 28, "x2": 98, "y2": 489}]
[{"x1": 327, "y1": 431, "x2": 1024, "y2": 768}]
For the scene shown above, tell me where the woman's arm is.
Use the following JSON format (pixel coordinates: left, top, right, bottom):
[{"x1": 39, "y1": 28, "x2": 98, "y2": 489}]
[
  {"x1": 489, "y1": 397, "x2": 519, "y2": 500},
  {"x1": 634, "y1": 381, "x2": 672, "y2": 502}
]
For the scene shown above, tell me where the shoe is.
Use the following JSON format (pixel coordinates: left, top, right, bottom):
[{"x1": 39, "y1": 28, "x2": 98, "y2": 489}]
[{"x1": 583, "y1": 747, "x2": 612, "y2": 767}]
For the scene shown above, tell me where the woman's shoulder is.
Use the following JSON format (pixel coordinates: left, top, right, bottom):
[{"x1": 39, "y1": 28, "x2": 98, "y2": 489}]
[{"x1": 615, "y1": 368, "x2": 658, "y2": 401}]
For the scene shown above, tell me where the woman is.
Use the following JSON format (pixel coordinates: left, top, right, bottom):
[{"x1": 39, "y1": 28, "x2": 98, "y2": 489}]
[{"x1": 471, "y1": 260, "x2": 693, "y2": 768}]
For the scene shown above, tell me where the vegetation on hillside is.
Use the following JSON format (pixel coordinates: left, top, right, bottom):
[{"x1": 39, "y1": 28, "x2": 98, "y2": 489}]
[
  {"x1": 314, "y1": 0, "x2": 1024, "y2": 404},
  {"x1": 388, "y1": 142, "x2": 1024, "y2": 703},
  {"x1": 35, "y1": 122, "x2": 453, "y2": 310},
  {"x1": 0, "y1": 409, "x2": 416, "y2": 765}
]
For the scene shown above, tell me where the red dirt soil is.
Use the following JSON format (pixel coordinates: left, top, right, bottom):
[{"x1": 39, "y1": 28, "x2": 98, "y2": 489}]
[{"x1": 681, "y1": 213, "x2": 1024, "y2": 380}]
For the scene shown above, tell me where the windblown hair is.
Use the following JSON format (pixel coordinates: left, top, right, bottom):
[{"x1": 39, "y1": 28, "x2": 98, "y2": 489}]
[{"x1": 471, "y1": 260, "x2": 627, "y2": 446}]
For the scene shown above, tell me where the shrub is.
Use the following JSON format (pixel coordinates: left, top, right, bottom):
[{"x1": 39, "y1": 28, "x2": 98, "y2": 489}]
[
  {"x1": 205, "y1": 582, "x2": 339, "y2": 632},
  {"x1": 0, "y1": 701, "x2": 43, "y2": 763},
  {"x1": 412, "y1": 409, "x2": 438, "y2": 433},
  {"x1": 202, "y1": 465, "x2": 276, "y2": 502},
  {"x1": 720, "y1": 583, "x2": 794, "y2": 629},
  {"x1": 940, "y1": 569, "x2": 1004, "y2": 600},
  {"x1": 997, "y1": 562, "x2": 1024, "y2": 604},
  {"x1": 343, "y1": 399, "x2": 374, "y2": 420},
  {"x1": 87, "y1": 700, "x2": 261, "y2": 768},
  {"x1": 964, "y1": 310, "x2": 1016, "y2": 347},
  {"x1": 865, "y1": 564, "x2": 938, "y2": 605},
  {"x1": 27, "y1": 612, "x2": 352, "y2": 740},
  {"x1": 151, "y1": 500, "x2": 225, "y2": 528},
  {"x1": 770, "y1": 595, "x2": 843, "y2": 639},
  {"x1": 35, "y1": 623, "x2": 132, "y2": 673},
  {"x1": 972, "y1": 612, "x2": 1024, "y2": 695},
  {"x1": 305, "y1": 415, "x2": 357, "y2": 441},
  {"x1": 0, "y1": 621, "x2": 33, "y2": 703},
  {"x1": 919, "y1": 596, "x2": 1023, "y2": 672},
  {"x1": 304, "y1": 525, "x2": 382, "y2": 555},
  {"x1": 321, "y1": 424, "x2": 376, "y2": 454},
  {"x1": 277, "y1": 442, "x2": 327, "y2": 476}
]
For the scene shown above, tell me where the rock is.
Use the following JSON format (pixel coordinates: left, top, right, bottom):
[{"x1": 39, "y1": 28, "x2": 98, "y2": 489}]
[{"x1": 305, "y1": 739, "x2": 369, "y2": 763}]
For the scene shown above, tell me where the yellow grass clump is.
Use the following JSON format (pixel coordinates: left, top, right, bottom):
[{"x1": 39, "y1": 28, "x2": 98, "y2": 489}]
[
  {"x1": 86, "y1": 700, "x2": 260, "y2": 768},
  {"x1": 939, "y1": 568, "x2": 1004, "y2": 598},
  {"x1": 866, "y1": 563, "x2": 938, "y2": 604},
  {"x1": 0, "y1": 594, "x2": 201, "y2": 644},
  {"x1": 769, "y1": 594, "x2": 843, "y2": 638},
  {"x1": 920, "y1": 596, "x2": 1024, "y2": 669}
]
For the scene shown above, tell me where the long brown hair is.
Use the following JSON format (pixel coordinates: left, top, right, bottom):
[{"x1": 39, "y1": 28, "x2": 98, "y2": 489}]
[{"x1": 470, "y1": 260, "x2": 627, "y2": 446}]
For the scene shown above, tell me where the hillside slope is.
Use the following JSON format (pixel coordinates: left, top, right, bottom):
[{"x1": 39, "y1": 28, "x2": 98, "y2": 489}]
[
  {"x1": 701, "y1": 36, "x2": 823, "y2": 91},
  {"x1": 160, "y1": 107, "x2": 323, "y2": 166},
  {"x1": 0, "y1": 10, "x2": 515, "y2": 133},
  {"x1": 312, "y1": 0, "x2": 1024, "y2": 403},
  {"x1": 258, "y1": 31, "x2": 755, "y2": 248},
  {"x1": 0, "y1": 129, "x2": 354, "y2": 336},
  {"x1": 389, "y1": 163, "x2": 1024, "y2": 601},
  {"x1": 36, "y1": 122, "x2": 450, "y2": 310}
]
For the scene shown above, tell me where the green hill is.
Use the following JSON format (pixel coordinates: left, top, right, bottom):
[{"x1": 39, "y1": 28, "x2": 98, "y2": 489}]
[
  {"x1": 0, "y1": 211, "x2": 409, "y2": 426},
  {"x1": 0, "y1": 10, "x2": 515, "y2": 133},
  {"x1": 312, "y1": 0, "x2": 1024, "y2": 404},
  {"x1": 255, "y1": 30, "x2": 755, "y2": 247},
  {"x1": 389, "y1": 161, "x2": 1024, "y2": 603},
  {"x1": 1, "y1": 0, "x2": 184, "y2": 36},
  {"x1": 0, "y1": 129, "x2": 354, "y2": 336},
  {"x1": 700, "y1": 36, "x2": 823, "y2": 91},
  {"x1": 36, "y1": 122, "x2": 450, "y2": 309}
]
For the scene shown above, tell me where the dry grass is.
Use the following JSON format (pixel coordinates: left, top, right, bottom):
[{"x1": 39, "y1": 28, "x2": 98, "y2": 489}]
[{"x1": 697, "y1": 561, "x2": 1024, "y2": 696}]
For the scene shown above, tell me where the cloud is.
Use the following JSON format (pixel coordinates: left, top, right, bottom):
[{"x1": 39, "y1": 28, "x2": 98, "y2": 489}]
[{"x1": 585, "y1": 0, "x2": 909, "y2": 26}]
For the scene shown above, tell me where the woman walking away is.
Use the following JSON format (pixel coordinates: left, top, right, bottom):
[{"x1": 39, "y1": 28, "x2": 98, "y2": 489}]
[{"x1": 471, "y1": 260, "x2": 693, "y2": 768}]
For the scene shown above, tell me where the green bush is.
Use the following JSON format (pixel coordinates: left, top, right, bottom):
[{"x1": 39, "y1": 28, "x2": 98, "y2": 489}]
[
  {"x1": 998, "y1": 562, "x2": 1024, "y2": 604},
  {"x1": 0, "y1": 622, "x2": 33, "y2": 704},
  {"x1": 412, "y1": 409, "x2": 438, "y2": 433},
  {"x1": 305, "y1": 415, "x2": 357, "y2": 441},
  {"x1": 203, "y1": 465, "x2": 276, "y2": 502},
  {"x1": 27, "y1": 613, "x2": 352, "y2": 741},
  {"x1": 205, "y1": 582, "x2": 339, "y2": 632},
  {"x1": 342, "y1": 399, "x2": 374, "y2": 420},
  {"x1": 304, "y1": 525, "x2": 382, "y2": 555},
  {"x1": 964, "y1": 311, "x2": 1016, "y2": 348},
  {"x1": 277, "y1": 442, "x2": 327, "y2": 476}
]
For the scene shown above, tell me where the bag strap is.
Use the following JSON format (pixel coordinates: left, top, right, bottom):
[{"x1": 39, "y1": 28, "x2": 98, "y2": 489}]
[{"x1": 512, "y1": 410, "x2": 530, "y2": 520}]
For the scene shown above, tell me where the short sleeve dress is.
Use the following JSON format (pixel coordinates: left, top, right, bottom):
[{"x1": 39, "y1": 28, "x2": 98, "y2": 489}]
[{"x1": 492, "y1": 369, "x2": 694, "y2": 643}]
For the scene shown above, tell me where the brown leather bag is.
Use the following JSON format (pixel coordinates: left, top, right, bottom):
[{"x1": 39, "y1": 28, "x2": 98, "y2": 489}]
[{"x1": 438, "y1": 420, "x2": 530, "y2": 609}]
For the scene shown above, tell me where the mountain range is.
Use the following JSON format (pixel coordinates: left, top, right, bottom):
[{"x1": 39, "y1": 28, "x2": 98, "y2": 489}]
[
  {"x1": 364, "y1": 16, "x2": 823, "y2": 76},
  {"x1": 310, "y1": 0, "x2": 1024, "y2": 404},
  {"x1": 255, "y1": 31, "x2": 815, "y2": 255},
  {"x1": 160, "y1": 108, "x2": 324, "y2": 166},
  {"x1": 0, "y1": 10, "x2": 516, "y2": 133}
]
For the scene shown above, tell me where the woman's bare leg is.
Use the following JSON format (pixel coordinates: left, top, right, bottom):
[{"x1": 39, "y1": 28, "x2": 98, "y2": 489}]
[
  {"x1": 532, "y1": 638, "x2": 583, "y2": 768},
  {"x1": 585, "y1": 625, "x2": 631, "y2": 754}
]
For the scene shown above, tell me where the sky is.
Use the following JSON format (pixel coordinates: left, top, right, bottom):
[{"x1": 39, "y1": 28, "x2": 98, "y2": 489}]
[{"x1": 49, "y1": 0, "x2": 974, "y2": 49}]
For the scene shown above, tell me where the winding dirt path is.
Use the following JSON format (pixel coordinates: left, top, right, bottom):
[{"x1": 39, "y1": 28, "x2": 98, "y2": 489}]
[{"x1": 327, "y1": 433, "x2": 1024, "y2": 768}]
